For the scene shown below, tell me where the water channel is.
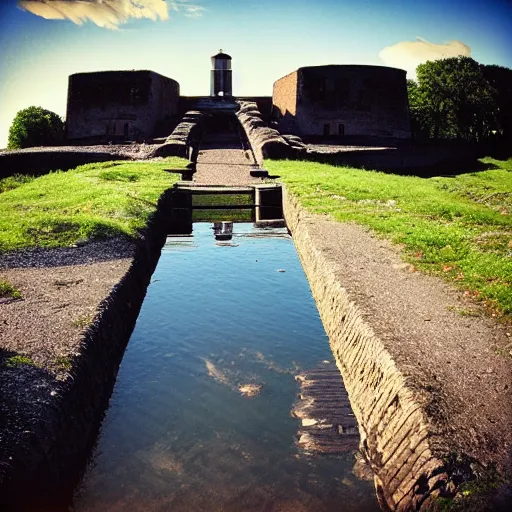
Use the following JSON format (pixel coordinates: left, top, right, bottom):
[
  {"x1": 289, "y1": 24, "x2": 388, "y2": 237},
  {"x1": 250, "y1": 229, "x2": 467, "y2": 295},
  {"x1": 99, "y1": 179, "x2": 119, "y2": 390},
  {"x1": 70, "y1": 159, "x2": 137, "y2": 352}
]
[{"x1": 71, "y1": 223, "x2": 379, "y2": 511}]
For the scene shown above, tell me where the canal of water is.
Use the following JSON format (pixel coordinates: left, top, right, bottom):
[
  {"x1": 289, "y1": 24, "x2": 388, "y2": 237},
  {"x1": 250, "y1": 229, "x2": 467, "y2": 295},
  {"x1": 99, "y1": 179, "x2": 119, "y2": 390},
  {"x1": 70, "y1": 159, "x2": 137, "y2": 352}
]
[{"x1": 71, "y1": 223, "x2": 379, "y2": 512}]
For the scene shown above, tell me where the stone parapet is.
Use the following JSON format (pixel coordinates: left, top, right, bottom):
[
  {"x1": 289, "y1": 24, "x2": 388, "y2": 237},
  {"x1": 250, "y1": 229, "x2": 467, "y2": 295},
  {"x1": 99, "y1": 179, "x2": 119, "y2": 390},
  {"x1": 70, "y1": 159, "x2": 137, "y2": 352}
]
[
  {"x1": 236, "y1": 101, "x2": 300, "y2": 165},
  {"x1": 151, "y1": 111, "x2": 204, "y2": 159},
  {"x1": 283, "y1": 187, "x2": 448, "y2": 510}
]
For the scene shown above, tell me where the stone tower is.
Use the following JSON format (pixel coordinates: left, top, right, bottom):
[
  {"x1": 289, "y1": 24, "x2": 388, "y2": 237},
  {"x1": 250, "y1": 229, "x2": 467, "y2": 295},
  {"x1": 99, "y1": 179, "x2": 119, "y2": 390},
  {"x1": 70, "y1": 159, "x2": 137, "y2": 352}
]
[{"x1": 210, "y1": 50, "x2": 232, "y2": 97}]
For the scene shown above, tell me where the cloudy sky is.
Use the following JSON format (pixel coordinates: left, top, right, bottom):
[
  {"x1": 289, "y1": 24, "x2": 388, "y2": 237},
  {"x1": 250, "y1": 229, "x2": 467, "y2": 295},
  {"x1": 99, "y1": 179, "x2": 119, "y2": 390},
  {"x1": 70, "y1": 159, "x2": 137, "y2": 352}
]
[{"x1": 1, "y1": 0, "x2": 511, "y2": 148}]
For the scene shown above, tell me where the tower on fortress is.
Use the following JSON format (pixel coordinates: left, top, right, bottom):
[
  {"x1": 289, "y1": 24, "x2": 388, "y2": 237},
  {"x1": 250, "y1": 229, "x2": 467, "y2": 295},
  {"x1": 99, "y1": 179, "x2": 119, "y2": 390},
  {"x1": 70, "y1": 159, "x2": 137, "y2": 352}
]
[{"x1": 210, "y1": 50, "x2": 232, "y2": 97}]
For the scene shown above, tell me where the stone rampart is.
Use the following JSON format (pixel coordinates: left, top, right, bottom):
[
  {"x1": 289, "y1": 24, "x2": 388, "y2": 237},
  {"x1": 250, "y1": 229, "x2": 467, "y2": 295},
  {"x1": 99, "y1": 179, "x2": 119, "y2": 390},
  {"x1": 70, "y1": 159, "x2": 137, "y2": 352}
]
[
  {"x1": 236, "y1": 101, "x2": 301, "y2": 165},
  {"x1": 283, "y1": 187, "x2": 448, "y2": 510},
  {"x1": 150, "y1": 111, "x2": 203, "y2": 159}
]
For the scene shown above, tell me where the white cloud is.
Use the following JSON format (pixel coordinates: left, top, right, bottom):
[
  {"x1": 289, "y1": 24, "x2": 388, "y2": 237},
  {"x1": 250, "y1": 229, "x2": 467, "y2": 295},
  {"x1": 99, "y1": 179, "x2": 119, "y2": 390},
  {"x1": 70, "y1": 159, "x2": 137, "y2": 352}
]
[
  {"x1": 17, "y1": 0, "x2": 204, "y2": 30},
  {"x1": 379, "y1": 37, "x2": 471, "y2": 78}
]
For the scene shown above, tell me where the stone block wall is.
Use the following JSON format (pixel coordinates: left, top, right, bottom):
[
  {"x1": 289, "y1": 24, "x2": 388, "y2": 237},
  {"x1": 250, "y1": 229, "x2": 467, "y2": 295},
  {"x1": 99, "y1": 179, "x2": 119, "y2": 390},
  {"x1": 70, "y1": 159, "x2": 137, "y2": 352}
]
[
  {"x1": 236, "y1": 101, "x2": 299, "y2": 165},
  {"x1": 272, "y1": 65, "x2": 412, "y2": 139},
  {"x1": 0, "y1": 149, "x2": 131, "y2": 179},
  {"x1": 236, "y1": 97, "x2": 273, "y2": 121},
  {"x1": 151, "y1": 111, "x2": 203, "y2": 159},
  {"x1": 272, "y1": 70, "x2": 299, "y2": 132},
  {"x1": 66, "y1": 71, "x2": 179, "y2": 143},
  {"x1": 282, "y1": 189, "x2": 447, "y2": 510}
]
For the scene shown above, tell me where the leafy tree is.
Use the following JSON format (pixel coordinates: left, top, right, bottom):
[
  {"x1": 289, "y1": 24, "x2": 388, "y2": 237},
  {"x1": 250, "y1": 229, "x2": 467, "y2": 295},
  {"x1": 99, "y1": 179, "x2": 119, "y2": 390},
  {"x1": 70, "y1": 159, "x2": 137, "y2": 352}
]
[
  {"x1": 408, "y1": 57, "x2": 498, "y2": 142},
  {"x1": 407, "y1": 78, "x2": 428, "y2": 139},
  {"x1": 481, "y1": 64, "x2": 512, "y2": 142},
  {"x1": 7, "y1": 106, "x2": 65, "y2": 150}
]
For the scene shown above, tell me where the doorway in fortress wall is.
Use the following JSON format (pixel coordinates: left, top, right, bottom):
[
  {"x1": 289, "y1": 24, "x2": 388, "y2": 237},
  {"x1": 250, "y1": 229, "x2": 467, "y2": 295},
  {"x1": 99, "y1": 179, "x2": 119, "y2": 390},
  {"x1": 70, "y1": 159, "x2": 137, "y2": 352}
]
[{"x1": 323, "y1": 122, "x2": 345, "y2": 138}]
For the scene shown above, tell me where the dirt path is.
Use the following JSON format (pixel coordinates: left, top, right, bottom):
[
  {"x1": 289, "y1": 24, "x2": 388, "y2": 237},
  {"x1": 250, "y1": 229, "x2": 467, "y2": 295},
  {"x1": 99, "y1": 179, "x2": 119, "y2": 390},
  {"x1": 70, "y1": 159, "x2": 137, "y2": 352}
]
[{"x1": 194, "y1": 131, "x2": 260, "y2": 186}]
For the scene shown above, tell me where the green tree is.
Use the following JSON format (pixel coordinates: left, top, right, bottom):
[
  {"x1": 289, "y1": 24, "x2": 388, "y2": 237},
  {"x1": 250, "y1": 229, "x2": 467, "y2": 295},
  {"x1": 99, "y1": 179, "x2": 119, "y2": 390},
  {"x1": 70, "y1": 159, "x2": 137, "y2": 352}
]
[
  {"x1": 7, "y1": 106, "x2": 65, "y2": 150},
  {"x1": 407, "y1": 78, "x2": 429, "y2": 139},
  {"x1": 409, "y1": 57, "x2": 498, "y2": 142},
  {"x1": 481, "y1": 64, "x2": 512, "y2": 142}
]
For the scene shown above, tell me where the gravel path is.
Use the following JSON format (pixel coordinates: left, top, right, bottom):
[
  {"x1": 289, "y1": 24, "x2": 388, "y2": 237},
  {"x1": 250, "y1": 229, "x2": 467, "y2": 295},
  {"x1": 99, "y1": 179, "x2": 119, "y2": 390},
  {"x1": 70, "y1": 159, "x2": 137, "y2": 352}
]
[
  {"x1": 194, "y1": 132, "x2": 261, "y2": 186},
  {"x1": 0, "y1": 239, "x2": 134, "y2": 373},
  {"x1": 306, "y1": 143, "x2": 395, "y2": 154},
  {"x1": 0, "y1": 144, "x2": 161, "y2": 160}
]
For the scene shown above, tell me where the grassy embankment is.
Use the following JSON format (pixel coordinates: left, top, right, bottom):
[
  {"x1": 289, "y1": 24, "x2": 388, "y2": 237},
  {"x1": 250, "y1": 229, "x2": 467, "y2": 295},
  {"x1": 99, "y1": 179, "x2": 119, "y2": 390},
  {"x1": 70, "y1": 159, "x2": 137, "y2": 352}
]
[
  {"x1": 0, "y1": 158, "x2": 187, "y2": 253},
  {"x1": 267, "y1": 157, "x2": 512, "y2": 318}
]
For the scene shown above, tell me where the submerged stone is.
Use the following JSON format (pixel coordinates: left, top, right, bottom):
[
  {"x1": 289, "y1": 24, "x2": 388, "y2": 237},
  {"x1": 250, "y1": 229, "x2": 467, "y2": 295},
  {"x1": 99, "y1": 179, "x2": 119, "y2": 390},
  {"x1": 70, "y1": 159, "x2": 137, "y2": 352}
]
[{"x1": 238, "y1": 383, "x2": 262, "y2": 397}]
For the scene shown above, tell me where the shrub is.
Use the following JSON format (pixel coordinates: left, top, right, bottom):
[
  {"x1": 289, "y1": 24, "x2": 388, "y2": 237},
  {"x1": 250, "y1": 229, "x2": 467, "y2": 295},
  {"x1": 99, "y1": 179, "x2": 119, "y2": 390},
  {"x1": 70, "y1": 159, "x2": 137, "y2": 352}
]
[
  {"x1": 0, "y1": 280, "x2": 22, "y2": 299},
  {"x1": 7, "y1": 106, "x2": 65, "y2": 150}
]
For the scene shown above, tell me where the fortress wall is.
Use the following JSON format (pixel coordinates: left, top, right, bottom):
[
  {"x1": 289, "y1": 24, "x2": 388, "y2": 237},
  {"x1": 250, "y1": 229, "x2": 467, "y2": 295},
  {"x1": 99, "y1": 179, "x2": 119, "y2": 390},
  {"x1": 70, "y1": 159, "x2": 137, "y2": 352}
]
[
  {"x1": 272, "y1": 70, "x2": 299, "y2": 132},
  {"x1": 66, "y1": 71, "x2": 179, "y2": 143},
  {"x1": 236, "y1": 101, "x2": 298, "y2": 165},
  {"x1": 236, "y1": 97, "x2": 273, "y2": 120},
  {"x1": 297, "y1": 66, "x2": 412, "y2": 138},
  {"x1": 150, "y1": 74, "x2": 180, "y2": 137},
  {"x1": 273, "y1": 66, "x2": 412, "y2": 139}
]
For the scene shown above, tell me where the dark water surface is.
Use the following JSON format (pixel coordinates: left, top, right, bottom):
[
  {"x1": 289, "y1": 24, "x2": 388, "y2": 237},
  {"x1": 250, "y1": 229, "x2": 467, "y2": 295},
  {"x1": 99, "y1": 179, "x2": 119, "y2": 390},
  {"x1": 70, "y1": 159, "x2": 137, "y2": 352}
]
[{"x1": 72, "y1": 223, "x2": 379, "y2": 512}]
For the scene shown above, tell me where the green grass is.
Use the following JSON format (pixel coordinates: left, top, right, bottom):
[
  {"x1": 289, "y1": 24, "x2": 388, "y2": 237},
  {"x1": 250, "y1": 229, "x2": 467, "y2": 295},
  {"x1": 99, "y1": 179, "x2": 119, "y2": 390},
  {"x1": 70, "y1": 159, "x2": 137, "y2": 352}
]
[
  {"x1": 192, "y1": 193, "x2": 253, "y2": 207},
  {"x1": 71, "y1": 314, "x2": 93, "y2": 329},
  {"x1": 54, "y1": 356, "x2": 72, "y2": 371},
  {"x1": 0, "y1": 173, "x2": 34, "y2": 193},
  {"x1": 191, "y1": 193, "x2": 254, "y2": 222},
  {"x1": 267, "y1": 157, "x2": 512, "y2": 316},
  {"x1": 192, "y1": 209, "x2": 253, "y2": 222},
  {"x1": 0, "y1": 280, "x2": 22, "y2": 299},
  {"x1": 0, "y1": 158, "x2": 187, "y2": 252},
  {"x1": 4, "y1": 355, "x2": 35, "y2": 368}
]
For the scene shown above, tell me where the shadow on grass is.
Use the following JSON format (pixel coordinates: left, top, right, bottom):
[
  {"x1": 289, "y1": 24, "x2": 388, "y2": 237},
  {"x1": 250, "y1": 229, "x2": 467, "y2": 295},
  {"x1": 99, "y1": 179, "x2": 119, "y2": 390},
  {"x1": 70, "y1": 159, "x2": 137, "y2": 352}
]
[
  {"x1": 389, "y1": 158, "x2": 501, "y2": 178},
  {"x1": 301, "y1": 151, "x2": 501, "y2": 179},
  {"x1": 0, "y1": 150, "x2": 131, "y2": 180}
]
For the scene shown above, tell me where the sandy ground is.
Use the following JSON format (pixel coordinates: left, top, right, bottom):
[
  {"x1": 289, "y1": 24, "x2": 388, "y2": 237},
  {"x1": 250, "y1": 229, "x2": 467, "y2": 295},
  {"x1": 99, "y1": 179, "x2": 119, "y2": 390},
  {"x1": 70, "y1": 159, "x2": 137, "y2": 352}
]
[{"x1": 0, "y1": 239, "x2": 134, "y2": 374}]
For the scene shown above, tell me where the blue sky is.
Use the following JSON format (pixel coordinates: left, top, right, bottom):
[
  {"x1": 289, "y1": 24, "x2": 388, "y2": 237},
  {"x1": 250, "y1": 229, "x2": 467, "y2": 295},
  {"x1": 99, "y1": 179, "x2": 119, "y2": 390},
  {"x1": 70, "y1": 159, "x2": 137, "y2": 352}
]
[{"x1": 0, "y1": 0, "x2": 511, "y2": 148}]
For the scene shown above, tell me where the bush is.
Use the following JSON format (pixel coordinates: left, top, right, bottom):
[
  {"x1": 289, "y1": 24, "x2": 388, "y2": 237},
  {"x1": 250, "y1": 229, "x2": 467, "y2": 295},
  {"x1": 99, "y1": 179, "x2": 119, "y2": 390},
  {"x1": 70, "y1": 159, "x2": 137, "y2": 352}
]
[{"x1": 7, "y1": 106, "x2": 65, "y2": 150}]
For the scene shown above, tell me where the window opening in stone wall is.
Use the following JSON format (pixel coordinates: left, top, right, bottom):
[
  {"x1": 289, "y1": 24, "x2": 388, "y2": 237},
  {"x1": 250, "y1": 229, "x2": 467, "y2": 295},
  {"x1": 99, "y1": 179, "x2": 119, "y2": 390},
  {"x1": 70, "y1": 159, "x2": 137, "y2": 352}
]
[
  {"x1": 338, "y1": 124, "x2": 345, "y2": 136},
  {"x1": 323, "y1": 123, "x2": 331, "y2": 137}
]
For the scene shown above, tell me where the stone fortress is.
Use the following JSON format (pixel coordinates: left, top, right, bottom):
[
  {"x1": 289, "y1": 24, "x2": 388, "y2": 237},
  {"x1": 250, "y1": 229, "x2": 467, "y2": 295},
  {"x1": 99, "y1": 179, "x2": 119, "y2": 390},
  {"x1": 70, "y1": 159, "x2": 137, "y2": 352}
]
[{"x1": 66, "y1": 50, "x2": 412, "y2": 145}]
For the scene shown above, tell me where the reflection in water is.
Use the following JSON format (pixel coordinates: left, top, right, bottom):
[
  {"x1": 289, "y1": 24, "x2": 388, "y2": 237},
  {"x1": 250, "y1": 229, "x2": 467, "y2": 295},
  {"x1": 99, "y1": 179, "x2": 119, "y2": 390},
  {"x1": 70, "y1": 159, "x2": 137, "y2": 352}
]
[
  {"x1": 203, "y1": 358, "x2": 232, "y2": 386},
  {"x1": 72, "y1": 224, "x2": 378, "y2": 512}
]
